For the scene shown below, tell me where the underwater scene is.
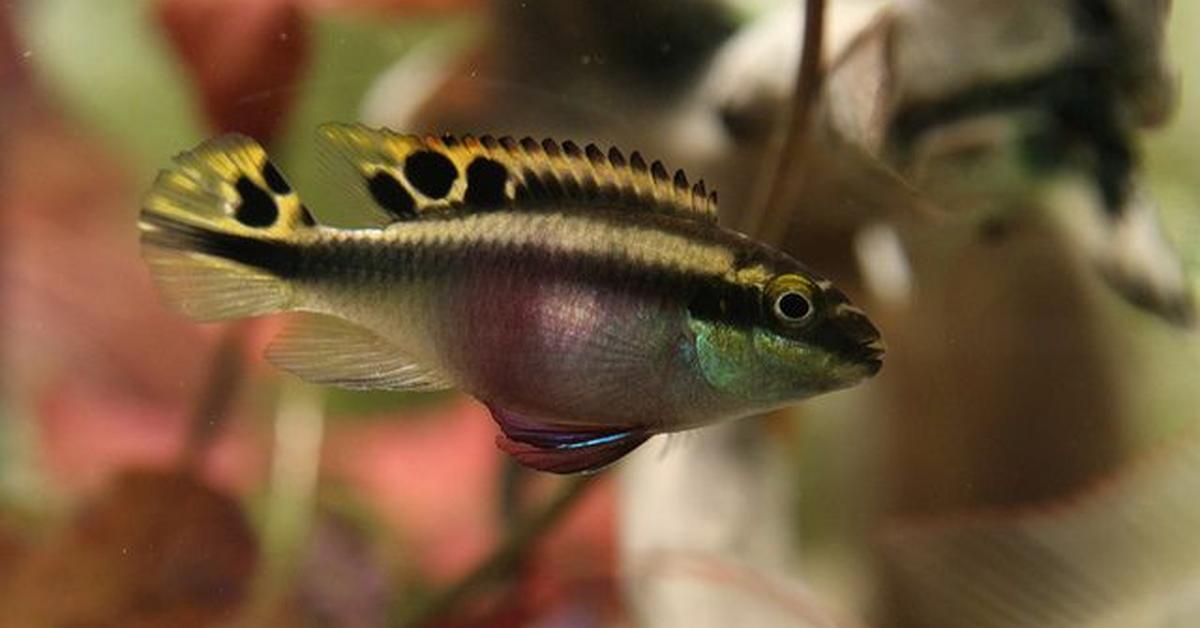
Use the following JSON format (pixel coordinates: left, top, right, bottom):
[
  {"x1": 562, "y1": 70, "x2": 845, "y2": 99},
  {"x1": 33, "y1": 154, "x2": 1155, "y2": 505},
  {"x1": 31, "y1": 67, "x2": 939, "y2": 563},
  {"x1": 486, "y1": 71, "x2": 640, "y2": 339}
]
[{"x1": 3, "y1": 0, "x2": 1200, "y2": 626}]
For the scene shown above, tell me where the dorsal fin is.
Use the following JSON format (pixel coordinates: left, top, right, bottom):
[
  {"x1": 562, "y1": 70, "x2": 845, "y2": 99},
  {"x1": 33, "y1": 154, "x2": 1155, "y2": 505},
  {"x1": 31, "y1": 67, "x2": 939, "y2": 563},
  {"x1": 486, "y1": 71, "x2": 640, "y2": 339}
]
[{"x1": 316, "y1": 123, "x2": 718, "y2": 224}]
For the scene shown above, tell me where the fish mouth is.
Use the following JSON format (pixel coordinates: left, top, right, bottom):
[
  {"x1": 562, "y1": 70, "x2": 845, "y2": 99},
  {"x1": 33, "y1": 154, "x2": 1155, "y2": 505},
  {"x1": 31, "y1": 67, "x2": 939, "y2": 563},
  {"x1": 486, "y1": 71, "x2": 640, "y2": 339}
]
[
  {"x1": 853, "y1": 339, "x2": 885, "y2": 376},
  {"x1": 822, "y1": 301, "x2": 885, "y2": 376}
]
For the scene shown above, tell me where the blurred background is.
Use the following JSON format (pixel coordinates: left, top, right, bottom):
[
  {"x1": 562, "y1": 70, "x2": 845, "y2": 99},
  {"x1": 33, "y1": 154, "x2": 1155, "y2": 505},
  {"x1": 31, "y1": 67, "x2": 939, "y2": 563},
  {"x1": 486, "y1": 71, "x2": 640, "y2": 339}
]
[{"x1": 2, "y1": 0, "x2": 1200, "y2": 626}]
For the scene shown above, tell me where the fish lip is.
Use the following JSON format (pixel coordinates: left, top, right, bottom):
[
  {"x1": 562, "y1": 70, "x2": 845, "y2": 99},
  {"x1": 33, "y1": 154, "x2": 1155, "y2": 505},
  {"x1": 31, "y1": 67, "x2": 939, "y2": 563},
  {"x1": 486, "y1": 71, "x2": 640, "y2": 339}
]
[
  {"x1": 853, "y1": 339, "x2": 886, "y2": 374},
  {"x1": 862, "y1": 356, "x2": 883, "y2": 376}
]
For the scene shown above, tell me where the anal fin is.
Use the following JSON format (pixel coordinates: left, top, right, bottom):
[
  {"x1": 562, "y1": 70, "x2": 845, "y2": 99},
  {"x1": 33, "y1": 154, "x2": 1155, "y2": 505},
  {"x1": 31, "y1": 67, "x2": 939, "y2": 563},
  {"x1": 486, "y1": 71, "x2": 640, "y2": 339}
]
[
  {"x1": 487, "y1": 404, "x2": 650, "y2": 474},
  {"x1": 266, "y1": 314, "x2": 452, "y2": 391}
]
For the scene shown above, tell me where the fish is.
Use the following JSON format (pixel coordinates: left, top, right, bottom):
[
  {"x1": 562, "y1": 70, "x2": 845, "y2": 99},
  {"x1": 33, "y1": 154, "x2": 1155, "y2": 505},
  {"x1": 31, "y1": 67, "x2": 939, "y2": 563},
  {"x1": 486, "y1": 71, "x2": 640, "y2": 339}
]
[{"x1": 138, "y1": 123, "x2": 884, "y2": 474}]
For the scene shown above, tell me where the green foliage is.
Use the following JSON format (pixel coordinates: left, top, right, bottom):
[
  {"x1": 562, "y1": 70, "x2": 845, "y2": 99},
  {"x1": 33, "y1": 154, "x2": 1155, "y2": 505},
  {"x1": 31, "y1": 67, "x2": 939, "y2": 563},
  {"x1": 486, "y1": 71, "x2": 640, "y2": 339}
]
[
  {"x1": 19, "y1": 0, "x2": 205, "y2": 179},
  {"x1": 1147, "y1": 0, "x2": 1200, "y2": 295}
]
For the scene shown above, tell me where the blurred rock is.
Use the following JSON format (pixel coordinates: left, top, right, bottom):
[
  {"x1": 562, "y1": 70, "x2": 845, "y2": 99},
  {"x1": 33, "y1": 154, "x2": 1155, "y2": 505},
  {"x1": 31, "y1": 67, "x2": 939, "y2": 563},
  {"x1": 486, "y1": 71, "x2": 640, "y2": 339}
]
[
  {"x1": 0, "y1": 471, "x2": 257, "y2": 628},
  {"x1": 881, "y1": 423, "x2": 1200, "y2": 627},
  {"x1": 882, "y1": 0, "x2": 1190, "y2": 324}
]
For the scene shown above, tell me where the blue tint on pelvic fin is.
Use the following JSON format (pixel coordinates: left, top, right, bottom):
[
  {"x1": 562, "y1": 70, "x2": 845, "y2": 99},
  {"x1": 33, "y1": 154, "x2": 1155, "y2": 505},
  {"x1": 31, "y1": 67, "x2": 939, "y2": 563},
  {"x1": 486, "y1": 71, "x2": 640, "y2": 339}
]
[
  {"x1": 486, "y1": 404, "x2": 651, "y2": 474},
  {"x1": 559, "y1": 431, "x2": 632, "y2": 449}
]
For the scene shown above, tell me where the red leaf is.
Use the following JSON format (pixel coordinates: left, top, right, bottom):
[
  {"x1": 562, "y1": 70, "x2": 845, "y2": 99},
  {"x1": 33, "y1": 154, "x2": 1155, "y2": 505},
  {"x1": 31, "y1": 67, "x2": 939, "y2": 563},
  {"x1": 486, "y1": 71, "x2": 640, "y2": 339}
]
[
  {"x1": 0, "y1": 1, "x2": 26, "y2": 88},
  {"x1": 155, "y1": 0, "x2": 310, "y2": 143},
  {"x1": 36, "y1": 377, "x2": 270, "y2": 495},
  {"x1": 323, "y1": 400, "x2": 501, "y2": 581},
  {"x1": 1, "y1": 109, "x2": 217, "y2": 401}
]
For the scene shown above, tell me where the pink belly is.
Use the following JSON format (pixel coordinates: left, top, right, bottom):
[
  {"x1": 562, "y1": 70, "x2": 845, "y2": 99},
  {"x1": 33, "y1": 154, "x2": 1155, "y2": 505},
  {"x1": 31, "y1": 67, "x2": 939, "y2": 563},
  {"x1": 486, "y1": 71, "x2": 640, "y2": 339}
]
[{"x1": 436, "y1": 270, "x2": 698, "y2": 429}]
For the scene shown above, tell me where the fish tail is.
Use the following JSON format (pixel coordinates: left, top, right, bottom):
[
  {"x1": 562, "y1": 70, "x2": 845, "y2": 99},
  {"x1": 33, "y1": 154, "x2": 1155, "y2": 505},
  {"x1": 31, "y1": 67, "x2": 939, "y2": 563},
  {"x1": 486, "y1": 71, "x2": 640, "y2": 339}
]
[{"x1": 139, "y1": 134, "x2": 316, "y2": 321}]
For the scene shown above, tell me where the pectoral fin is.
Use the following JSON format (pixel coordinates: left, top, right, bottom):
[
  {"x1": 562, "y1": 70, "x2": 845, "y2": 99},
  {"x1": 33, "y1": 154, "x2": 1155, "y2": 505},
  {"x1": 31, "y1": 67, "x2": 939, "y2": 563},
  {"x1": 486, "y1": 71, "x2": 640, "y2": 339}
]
[{"x1": 487, "y1": 404, "x2": 650, "y2": 474}]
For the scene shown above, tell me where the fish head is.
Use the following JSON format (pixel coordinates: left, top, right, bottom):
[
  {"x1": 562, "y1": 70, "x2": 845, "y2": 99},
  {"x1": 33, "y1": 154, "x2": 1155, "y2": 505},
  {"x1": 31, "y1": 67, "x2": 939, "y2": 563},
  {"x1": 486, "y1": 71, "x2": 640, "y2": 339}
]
[
  {"x1": 754, "y1": 272, "x2": 884, "y2": 389},
  {"x1": 687, "y1": 266, "x2": 884, "y2": 410}
]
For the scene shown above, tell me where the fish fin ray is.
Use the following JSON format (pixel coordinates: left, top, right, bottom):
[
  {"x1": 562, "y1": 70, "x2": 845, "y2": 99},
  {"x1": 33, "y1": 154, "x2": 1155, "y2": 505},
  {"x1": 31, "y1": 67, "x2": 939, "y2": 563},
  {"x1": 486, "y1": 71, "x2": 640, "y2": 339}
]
[
  {"x1": 139, "y1": 135, "x2": 317, "y2": 320},
  {"x1": 142, "y1": 134, "x2": 318, "y2": 237},
  {"x1": 316, "y1": 123, "x2": 718, "y2": 223},
  {"x1": 487, "y1": 404, "x2": 650, "y2": 474},
  {"x1": 266, "y1": 314, "x2": 453, "y2": 391},
  {"x1": 141, "y1": 247, "x2": 289, "y2": 321}
]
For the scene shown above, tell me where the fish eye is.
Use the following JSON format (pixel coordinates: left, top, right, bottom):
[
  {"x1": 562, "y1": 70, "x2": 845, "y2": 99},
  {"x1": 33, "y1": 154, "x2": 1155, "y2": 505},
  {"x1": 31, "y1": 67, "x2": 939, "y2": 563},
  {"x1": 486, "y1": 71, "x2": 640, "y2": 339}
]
[
  {"x1": 765, "y1": 275, "x2": 816, "y2": 327},
  {"x1": 773, "y1": 291, "x2": 812, "y2": 323}
]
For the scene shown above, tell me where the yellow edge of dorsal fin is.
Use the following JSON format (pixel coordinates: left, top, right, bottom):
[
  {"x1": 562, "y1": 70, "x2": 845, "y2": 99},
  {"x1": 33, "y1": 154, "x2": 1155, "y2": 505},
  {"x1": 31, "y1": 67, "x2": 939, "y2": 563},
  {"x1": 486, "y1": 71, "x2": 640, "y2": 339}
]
[
  {"x1": 139, "y1": 134, "x2": 318, "y2": 321},
  {"x1": 146, "y1": 134, "x2": 318, "y2": 237},
  {"x1": 315, "y1": 122, "x2": 719, "y2": 224}
]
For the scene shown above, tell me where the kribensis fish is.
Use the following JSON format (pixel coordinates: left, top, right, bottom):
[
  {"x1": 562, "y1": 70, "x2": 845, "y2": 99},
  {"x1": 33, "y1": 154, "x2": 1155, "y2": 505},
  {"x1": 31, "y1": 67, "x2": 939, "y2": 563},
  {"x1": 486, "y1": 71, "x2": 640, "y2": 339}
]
[{"x1": 139, "y1": 124, "x2": 884, "y2": 473}]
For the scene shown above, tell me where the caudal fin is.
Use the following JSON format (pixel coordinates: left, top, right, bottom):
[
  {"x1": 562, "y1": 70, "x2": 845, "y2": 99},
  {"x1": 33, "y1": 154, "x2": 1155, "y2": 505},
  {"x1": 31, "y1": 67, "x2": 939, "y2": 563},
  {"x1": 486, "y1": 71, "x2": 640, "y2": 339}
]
[{"x1": 139, "y1": 135, "x2": 318, "y2": 321}]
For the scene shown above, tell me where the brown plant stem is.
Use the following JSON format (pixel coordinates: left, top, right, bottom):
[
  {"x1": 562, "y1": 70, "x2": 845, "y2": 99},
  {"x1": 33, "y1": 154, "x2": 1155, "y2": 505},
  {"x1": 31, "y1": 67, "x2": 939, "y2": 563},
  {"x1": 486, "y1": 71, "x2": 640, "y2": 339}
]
[
  {"x1": 397, "y1": 474, "x2": 599, "y2": 627},
  {"x1": 180, "y1": 324, "x2": 246, "y2": 471},
  {"x1": 739, "y1": 0, "x2": 828, "y2": 243}
]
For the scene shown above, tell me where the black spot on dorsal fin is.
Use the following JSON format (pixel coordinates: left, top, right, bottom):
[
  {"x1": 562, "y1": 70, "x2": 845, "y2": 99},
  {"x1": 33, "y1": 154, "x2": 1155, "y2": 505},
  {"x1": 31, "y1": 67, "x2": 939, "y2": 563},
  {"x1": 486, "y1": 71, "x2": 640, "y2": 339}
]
[
  {"x1": 585, "y1": 144, "x2": 604, "y2": 165},
  {"x1": 559, "y1": 170, "x2": 582, "y2": 198},
  {"x1": 471, "y1": 135, "x2": 718, "y2": 221},
  {"x1": 464, "y1": 157, "x2": 508, "y2": 208},
  {"x1": 673, "y1": 169, "x2": 688, "y2": 191},
  {"x1": 404, "y1": 150, "x2": 457, "y2": 199},
  {"x1": 607, "y1": 147, "x2": 626, "y2": 168},
  {"x1": 521, "y1": 167, "x2": 548, "y2": 200},
  {"x1": 629, "y1": 151, "x2": 648, "y2": 174},
  {"x1": 298, "y1": 204, "x2": 317, "y2": 226},
  {"x1": 692, "y1": 180, "x2": 708, "y2": 212},
  {"x1": 540, "y1": 167, "x2": 566, "y2": 199},
  {"x1": 234, "y1": 176, "x2": 278, "y2": 227},
  {"x1": 650, "y1": 160, "x2": 669, "y2": 185},
  {"x1": 261, "y1": 161, "x2": 291, "y2": 195},
  {"x1": 367, "y1": 171, "x2": 417, "y2": 220},
  {"x1": 315, "y1": 124, "x2": 721, "y2": 225}
]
